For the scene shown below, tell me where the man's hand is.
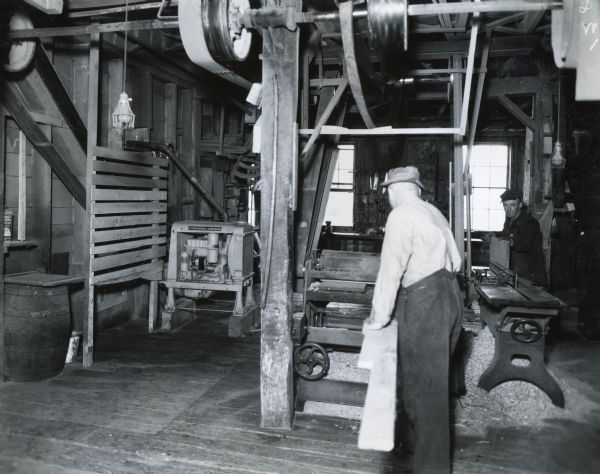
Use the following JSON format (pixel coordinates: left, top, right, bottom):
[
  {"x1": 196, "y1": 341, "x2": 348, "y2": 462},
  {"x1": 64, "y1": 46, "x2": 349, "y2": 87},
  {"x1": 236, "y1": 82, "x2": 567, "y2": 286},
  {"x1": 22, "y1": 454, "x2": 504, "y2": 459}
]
[{"x1": 362, "y1": 316, "x2": 388, "y2": 332}]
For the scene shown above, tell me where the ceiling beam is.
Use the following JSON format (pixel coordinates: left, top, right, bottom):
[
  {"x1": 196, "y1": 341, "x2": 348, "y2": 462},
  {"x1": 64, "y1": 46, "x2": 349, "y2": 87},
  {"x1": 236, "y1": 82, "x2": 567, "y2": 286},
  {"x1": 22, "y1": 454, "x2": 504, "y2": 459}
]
[
  {"x1": 519, "y1": 10, "x2": 546, "y2": 33},
  {"x1": 487, "y1": 76, "x2": 544, "y2": 96},
  {"x1": 1, "y1": 80, "x2": 86, "y2": 207},
  {"x1": 408, "y1": 35, "x2": 538, "y2": 59},
  {"x1": 433, "y1": 0, "x2": 456, "y2": 41},
  {"x1": 322, "y1": 35, "x2": 538, "y2": 63},
  {"x1": 34, "y1": 45, "x2": 87, "y2": 151},
  {"x1": 496, "y1": 94, "x2": 536, "y2": 130}
]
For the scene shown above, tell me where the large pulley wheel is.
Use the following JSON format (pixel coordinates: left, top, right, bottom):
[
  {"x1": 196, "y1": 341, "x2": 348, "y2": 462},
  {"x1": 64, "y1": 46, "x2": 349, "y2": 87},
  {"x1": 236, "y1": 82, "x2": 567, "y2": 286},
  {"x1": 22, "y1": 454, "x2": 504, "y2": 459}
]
[
  {"x1": 180, "y1": 0, "x2": 252, "y2": 68},
  {"x1": 294, "y1": 343, "x2": 330, "y2": 381},
  {"x1": 368, "y1": 0, "x2": 408, "y2": 51},
  {"x1": 3, "y1": 12, "x2": 36, "y2": 73},
  {"x1": 200, "y1": 0, "x2": 253, "y2": 65},
  {"x1": 510, "y1": 319, "x2": 543, "y2": 344},
  {"x1": 179, "y1": 0, "x2": 252, "y2": 88}
]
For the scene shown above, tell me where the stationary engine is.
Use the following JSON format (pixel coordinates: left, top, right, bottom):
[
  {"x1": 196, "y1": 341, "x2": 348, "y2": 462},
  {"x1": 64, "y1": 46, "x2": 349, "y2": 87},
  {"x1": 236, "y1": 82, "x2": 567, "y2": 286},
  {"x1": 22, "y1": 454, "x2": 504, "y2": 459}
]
[
  {"x1": 178, "y1": 233, "x2": 232, "y2": 284},
  {"x1": 161, "y1": 221, "x2": 258, "y2": 337}
]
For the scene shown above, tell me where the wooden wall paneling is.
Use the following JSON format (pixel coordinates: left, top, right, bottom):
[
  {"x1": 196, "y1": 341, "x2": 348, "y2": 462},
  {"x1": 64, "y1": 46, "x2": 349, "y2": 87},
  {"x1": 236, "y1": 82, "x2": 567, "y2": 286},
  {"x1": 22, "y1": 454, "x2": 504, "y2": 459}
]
[
  {"x1": 106, "y1": 58, "x2": 124, "y2": 148},
  {"x1": 180, "y1": 88, "x2": 194, "y2": 221},
  {"x1": 165, "y1": 83, "x2": 181, "y2": 223},
  {"x1": 0, "y1": 107, "x2": 6, "y2": 381},
  {"x1": 30, "y1": 124, "x2": 52, "y2": 272},
  {"x1": 192, "y1": 90, "x2": 201, "y2": 219},
  {"x1": 52, "y1": 176, "x2": 74, "y2": 261},
  {"x1": 71, "y1": 56, "x2": 89, "y2": 120},
  {"x1": 50, "y1": 50, "x2": 76, "y2": 274},
  {"x1": 151, "y1": 77, "x2": 165, "y2": 142},
  {"x1": 198, "y1": 166, "x2": 213, "y2": 219},
  {"x1": 260, "y1": 0, "x2": 301, "y2": 429},
  {"x1": 83, "y1": 30, "x2": 100, "y2": 367}
]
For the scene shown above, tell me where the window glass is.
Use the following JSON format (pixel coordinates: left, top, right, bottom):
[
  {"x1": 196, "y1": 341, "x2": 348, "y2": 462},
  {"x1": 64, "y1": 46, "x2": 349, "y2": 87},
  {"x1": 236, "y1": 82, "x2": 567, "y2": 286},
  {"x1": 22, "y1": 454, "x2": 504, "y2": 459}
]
[
  {"x1": 324, "y1": 145, "x2": 355, "y2": 227},
  {"x1": 464, "y1": 144, "x2": 509, "y2": 231}
]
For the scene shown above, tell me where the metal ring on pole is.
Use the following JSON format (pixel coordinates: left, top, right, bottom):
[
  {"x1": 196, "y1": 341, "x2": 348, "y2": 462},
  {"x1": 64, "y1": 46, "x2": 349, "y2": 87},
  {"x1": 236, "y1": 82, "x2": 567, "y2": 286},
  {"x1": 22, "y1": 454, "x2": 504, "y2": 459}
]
[{"x1": 367, "y1": 0, "x2": 408, "y2": 51}]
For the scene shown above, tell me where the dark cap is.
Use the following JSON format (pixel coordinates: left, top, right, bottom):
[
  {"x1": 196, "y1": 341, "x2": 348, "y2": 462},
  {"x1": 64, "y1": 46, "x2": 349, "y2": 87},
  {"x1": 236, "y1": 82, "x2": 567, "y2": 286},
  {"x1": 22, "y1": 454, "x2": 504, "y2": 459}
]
[{"x1": 500, "y1": 189, "x2": 522, "y2": 201}]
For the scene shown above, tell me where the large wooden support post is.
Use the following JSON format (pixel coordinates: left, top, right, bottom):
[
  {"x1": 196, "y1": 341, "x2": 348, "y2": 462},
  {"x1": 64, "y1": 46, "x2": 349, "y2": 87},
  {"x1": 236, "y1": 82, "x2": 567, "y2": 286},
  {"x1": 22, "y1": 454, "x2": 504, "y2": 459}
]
[
  {"x1": 0, "y1": 107, "x2": 6, "y2": 381},
  {"x1": 260, "y1": 0, "x2": 301, "y2": 429},
  {"x1": 83, "y1": 31, "x2": 100, "y2": 367},
  {"x1": 452, "y1": 55, "x2": 465, "y2": 270}
]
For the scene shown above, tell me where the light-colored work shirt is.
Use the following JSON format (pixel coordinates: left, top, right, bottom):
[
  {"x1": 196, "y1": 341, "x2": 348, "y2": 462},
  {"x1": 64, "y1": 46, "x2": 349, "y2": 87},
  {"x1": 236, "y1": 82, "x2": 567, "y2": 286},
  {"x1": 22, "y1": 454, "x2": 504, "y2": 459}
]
[{"x1": 369, "y1": 195, "x2": 462, "y2": 324}]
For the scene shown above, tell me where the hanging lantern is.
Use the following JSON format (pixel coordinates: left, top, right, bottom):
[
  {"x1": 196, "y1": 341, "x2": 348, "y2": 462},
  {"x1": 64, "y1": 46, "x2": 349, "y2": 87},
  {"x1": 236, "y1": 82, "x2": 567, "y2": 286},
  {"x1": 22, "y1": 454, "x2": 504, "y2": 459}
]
[
  {"x1": 551, "y1": 140, "x2": 565, "y2": 168},
  {"x1": 552, "y1": 73, "x2": 565, "y2": 168},
  {"x1": 112, "y1": 92, "x2": 135, "y2": 129},
  {"x1": 111, "y1": 0, "x2": 135, "y2": 130}
]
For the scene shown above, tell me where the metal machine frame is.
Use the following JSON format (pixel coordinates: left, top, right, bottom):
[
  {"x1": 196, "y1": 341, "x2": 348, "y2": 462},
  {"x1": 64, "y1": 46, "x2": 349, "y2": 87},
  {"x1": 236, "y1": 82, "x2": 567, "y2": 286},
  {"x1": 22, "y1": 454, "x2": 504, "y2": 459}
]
[{"x1": 161, "y1": 221, "x2": 258, "y2": 337}]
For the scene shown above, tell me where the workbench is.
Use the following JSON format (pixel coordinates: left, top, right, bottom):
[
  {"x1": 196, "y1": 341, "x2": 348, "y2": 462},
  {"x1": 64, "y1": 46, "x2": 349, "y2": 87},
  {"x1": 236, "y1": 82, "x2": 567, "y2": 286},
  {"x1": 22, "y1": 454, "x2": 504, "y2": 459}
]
[{"x1": 475, "y1": 280, "x2": 564, "y2": 407}]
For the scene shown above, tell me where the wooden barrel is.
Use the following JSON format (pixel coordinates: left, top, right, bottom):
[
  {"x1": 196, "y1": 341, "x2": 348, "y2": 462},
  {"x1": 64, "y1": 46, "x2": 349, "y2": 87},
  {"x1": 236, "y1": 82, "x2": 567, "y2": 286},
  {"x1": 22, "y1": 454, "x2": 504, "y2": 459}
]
[{"x1": 4, "y1": 283, "x2": 71, "y2": 382}]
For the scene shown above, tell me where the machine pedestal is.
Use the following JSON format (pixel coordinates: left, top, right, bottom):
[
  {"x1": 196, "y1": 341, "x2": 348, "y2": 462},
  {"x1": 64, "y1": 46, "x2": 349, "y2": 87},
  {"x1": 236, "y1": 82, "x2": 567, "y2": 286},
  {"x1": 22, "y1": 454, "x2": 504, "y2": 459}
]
[{"x1": 478, "y1": 303, "x2": 564, "y2": 407}]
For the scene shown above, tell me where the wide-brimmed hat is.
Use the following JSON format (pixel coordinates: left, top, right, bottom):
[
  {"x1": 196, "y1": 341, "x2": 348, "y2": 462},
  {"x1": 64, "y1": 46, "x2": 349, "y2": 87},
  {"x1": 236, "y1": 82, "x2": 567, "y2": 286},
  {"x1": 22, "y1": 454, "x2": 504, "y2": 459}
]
[
  {"x1": 381, "y1": 166, "x2": 424, "y2": 188},
  {"x1": 500, "y1": 189, "x2": 522, "y2": 201}
]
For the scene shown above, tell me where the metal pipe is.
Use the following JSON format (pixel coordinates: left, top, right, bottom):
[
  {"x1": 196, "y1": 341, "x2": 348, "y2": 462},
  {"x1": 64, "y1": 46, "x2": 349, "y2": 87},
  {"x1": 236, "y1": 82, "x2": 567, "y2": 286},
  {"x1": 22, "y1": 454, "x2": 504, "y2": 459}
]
[
  {"x1": 296, "y1": 1, "x2": 559, "y2": 23},
  {"x1": 66, "y1": 2, "x2": 168, "y2": 18},
  {"x1": 408, "y1": 1, "x2": 561, "y2": 16},
  {"x1": 124, "y1": 140, "x2": 228, "y2": 221},
  {"x1": 301, "y1": 8, "x2": 368, "y2": 23},
  {"x1": 7, "y1": 19, "x2": 178, "y2": 39}
]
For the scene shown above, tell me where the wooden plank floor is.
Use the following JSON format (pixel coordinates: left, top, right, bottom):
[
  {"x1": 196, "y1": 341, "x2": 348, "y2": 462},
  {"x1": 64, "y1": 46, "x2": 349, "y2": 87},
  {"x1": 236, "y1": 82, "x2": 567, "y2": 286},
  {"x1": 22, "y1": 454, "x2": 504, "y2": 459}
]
[
  {"x1": 0, "y1": 296, "x2": 599, "y2": 473},
  {"x1": 0, "y1": 298, "x2": 404, "y2": 473}
]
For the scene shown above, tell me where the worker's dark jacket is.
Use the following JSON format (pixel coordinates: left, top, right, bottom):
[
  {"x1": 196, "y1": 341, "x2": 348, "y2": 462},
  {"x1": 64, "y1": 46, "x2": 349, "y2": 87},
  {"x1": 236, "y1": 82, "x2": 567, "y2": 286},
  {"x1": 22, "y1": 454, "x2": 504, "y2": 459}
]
[{"x1": 502, "y1": 212, "x2": 547, "y2": 286}]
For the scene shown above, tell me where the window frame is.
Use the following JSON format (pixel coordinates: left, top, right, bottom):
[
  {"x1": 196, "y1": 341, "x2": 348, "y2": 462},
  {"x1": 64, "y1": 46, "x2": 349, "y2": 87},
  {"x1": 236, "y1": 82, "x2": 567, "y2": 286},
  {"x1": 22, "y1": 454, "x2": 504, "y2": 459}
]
[
  {"x1": 324, "y1": 143, "x2": 355, "y2": 230},
  {"x1": 465, "y1": 142, "x2": 512, "y2": 232}
]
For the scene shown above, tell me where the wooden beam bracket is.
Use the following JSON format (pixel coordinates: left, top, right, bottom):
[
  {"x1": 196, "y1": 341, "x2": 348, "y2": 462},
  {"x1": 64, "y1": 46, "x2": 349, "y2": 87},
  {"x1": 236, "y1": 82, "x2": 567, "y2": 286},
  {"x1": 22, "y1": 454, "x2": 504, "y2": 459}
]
[
  {"x1": 496, "y1": 94, "x2": 537, "y2": 131},
  {"x1": 1, "y1": 81, "x2": 86, "y2": 208}
]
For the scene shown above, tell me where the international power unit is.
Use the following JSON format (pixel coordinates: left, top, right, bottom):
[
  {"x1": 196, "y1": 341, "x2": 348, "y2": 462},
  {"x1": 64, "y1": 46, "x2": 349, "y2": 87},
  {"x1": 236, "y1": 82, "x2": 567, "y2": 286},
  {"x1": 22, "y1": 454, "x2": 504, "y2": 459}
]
[{"x1": 161, "y1": 221, "x2": 258, "y2": 336}]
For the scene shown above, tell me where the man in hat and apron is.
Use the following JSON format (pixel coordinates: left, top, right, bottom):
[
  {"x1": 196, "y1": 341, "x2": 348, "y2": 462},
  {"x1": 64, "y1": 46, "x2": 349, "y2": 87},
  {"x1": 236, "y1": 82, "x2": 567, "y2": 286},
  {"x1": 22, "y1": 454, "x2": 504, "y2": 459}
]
[
  {"x1": 500, "y1": 189, "x2": 547, "y2": 286},
  {"x1": 363, "y1": 166, "x2": 463, "y2": 474}
]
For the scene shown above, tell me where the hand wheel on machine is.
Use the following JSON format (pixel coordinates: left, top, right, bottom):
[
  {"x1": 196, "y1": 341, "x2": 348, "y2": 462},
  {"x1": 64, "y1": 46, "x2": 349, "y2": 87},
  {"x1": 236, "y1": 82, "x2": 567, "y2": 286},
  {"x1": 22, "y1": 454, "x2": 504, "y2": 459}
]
[
  {"x1": 293, "y1": 343, "x2": 330, "y2": 380},
  {"x1": 510, "y1": 319, "x2": 543, "y2": 343}
]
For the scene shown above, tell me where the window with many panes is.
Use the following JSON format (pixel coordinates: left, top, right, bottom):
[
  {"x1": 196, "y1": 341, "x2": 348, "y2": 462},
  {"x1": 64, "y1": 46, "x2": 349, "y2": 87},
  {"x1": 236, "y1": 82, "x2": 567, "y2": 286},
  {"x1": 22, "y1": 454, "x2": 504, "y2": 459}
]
[
  {"x1": 324, "y1": 144, "x2": 355, "y2": 227},
  {"x1": 465, "y1": 144, "x2": 510, "y2": 231}
]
